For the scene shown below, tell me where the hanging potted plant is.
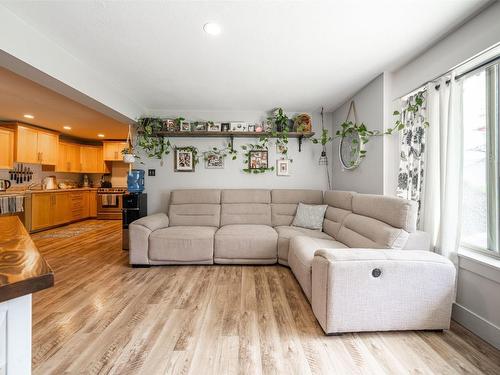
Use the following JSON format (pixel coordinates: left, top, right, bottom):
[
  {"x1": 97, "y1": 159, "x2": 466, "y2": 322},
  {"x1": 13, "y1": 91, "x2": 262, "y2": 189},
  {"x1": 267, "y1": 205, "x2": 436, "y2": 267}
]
[{"x1": 122, "y1": 124, "x2": 137, "y2": 163}]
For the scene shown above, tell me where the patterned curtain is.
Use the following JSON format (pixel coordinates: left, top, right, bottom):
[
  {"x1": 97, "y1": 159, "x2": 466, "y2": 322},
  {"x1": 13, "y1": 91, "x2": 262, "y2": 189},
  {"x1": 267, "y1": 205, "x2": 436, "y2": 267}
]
[{"x1": 397, "y1": 91, "x2": 427, "y2": 222}]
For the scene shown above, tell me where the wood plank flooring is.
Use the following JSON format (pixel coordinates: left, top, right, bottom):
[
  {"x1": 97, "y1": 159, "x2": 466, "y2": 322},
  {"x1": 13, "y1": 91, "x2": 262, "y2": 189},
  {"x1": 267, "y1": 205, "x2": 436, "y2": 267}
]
[{"x1": 31, "y1": 220, "x2": 500, "y2": 374}]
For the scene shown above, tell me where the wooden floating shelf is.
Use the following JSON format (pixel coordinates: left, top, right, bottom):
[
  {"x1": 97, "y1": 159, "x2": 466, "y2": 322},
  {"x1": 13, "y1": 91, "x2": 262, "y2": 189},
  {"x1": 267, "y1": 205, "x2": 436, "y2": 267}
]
[{"x1": 152, "y1": 131, "x2": 315, "y2": 138}]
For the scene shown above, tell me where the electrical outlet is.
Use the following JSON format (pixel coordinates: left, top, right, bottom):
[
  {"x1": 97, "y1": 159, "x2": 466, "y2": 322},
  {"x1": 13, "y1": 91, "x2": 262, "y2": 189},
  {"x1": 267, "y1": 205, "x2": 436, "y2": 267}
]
[{"x1": 148, "y1": 169, "x2": 156, "y2": 176}]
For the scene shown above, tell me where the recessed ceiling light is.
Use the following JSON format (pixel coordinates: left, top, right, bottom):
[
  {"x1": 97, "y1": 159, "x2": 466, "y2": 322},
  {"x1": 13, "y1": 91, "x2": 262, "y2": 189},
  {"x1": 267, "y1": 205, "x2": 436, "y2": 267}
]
[
  {"x1": 97, "y1": 134, "x2": 105, "y2": 138},
  {"x1": 63, "y1": 126, "x2": 72, "y2": 130},
  {"x1": 203, "y1": 22, "x2": 221, "y2": 35},
  {"x1": 23, "y1": 114, "x2": 34, "y2": 119}
]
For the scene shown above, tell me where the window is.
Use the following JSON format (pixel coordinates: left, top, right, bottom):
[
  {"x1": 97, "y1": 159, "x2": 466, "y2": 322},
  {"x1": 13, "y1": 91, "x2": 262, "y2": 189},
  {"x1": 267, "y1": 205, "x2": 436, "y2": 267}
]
[{"x1": 461, "y1": 64, "x2": 499, "y2": 256}]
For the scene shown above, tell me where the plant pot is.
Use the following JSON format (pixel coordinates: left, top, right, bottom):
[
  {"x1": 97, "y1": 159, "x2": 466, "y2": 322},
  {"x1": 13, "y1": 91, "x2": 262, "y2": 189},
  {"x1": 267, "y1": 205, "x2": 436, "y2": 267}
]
[{"x1": 123, "y1": 154, "x2": 136, "y2": 164}]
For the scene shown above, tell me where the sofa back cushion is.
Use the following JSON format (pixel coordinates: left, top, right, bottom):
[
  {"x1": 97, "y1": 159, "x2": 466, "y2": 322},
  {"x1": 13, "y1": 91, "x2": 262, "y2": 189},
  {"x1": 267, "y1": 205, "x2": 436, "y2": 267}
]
[
  {"x1": 168, "y1": 189, "x2": 221, "y2": 227},
  {"x1": 336, "y1": 214, "x2": 409, "y2": 249},
  {"x1": 322, "y1": 190, "x2": 355, "y2": 238},
  {"x1": 351, "y1": 194, "x2": 417, "y2": 233},
  {"x1": 221, "y1": 189, "x2": 271, "y2": 226},
  {"x1": 271, "y1": 189, "x2": 323, "y2": 226}
]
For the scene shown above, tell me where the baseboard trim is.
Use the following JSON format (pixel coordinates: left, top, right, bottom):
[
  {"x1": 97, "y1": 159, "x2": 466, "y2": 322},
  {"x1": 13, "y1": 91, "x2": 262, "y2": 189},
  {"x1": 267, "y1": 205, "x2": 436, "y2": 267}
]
[{"x1": 452, "y1": 302, "x2": 500, "y2": 349}]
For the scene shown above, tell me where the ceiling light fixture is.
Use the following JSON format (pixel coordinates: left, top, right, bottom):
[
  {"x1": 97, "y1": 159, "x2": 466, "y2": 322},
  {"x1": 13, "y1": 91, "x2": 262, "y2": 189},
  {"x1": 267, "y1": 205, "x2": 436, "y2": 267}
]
[
  {"x1": 203, "y1": 22, "x2": 221, "y2": 35},
  {"x1": 23, "y1": 114, "x2": 34, "y2": 119},
  {"x1": 63, "y1": 126, "x2": 72, "y2": 130},
  {"x1": 97, "y1": 134, "x2": 105, "y2": 138}
]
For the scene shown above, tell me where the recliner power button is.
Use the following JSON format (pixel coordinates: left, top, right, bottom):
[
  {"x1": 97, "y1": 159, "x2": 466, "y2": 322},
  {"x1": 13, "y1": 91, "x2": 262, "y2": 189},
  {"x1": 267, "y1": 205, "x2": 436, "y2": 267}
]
[{"x1": 372, "y1": 268, "x2": 382, "y2": 278}]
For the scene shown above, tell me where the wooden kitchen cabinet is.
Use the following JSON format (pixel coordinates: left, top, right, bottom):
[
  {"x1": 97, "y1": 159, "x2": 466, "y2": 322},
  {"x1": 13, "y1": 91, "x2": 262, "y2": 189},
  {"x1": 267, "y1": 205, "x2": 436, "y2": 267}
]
[
  {"x1": 31, "y1": 193, "x2": 53, "y2": 231},
  {"x1": 103, "y1": 141, "x2": 127, "y2": 161},
  {"x1": 89, "y1": 190, "x2": 97, "y2": 217},
  {"x1": 30, "y1": 190, "x2": 93, "y2": 231},
  {"x1": 56, "y1": 142, "x2": 81, "y2": 173},
  {"x1": 37, "y1": 131, "x2": 59, "y2": 165},
  {"x1": 7, "y1": 124, "x2": 59, "y2": 165},
  {"x1": 80, "y1": 145, "x2": 106, "y2": 173},
  {"x1": 0, "y1": 127, "x2": 14, "y2": 169}
]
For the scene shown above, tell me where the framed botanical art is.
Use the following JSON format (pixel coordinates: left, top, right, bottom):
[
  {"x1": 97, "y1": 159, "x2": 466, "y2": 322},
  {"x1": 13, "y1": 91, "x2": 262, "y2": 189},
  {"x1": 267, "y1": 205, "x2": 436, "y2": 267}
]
[
  {"x1": 248, "y1": 150, "x2": 268, "y2": 170},
  {"x1": 276, "y1": 159, "x2": 290, "y2": 176},
  {"x1": 204, "y1": 151, "x2": 224, "y2": 169},
  {"x1": 174, "y1": 147, "x2": 195, "y2": 172}
]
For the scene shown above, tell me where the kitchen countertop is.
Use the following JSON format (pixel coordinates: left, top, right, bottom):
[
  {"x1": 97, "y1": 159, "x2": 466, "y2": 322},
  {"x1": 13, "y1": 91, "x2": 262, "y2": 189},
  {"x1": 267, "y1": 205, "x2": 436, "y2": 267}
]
[
  {"x1": 0, "y1": 216, "x2": 54, "y2": 303},
  {"x1": 0, "y1": 187, "x2": 98, "y2": 196}
]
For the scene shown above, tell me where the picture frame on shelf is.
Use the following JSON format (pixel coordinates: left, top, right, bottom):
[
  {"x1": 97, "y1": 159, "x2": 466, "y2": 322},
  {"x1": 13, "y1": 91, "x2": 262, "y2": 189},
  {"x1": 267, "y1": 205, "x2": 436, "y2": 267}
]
[
  {"x1": 204, "y1": 151, "x2": 224, "y2": 169},
  {"x1": 221, "y1": 123, "x2": 231, "y2": 132},
  {"x1": 174, "y1": 147, "x2": 195, "y2": 172},
  {"x1": 180, "y1": 120, "x2": 191, "y2": 132},
  {"x1": 248, "y1": 150, "x2": 268, "y2": 169},
  {"x1": 164, "y1": 119, "x2": 176, "y2": 132},
  {"x1": 248, "y1": 124, "x2": 255, "y2": 132},
  {"x1": 193, "y1": 122, "x2": 208, "y2": 131},
  {"x1": 230, "y1": 122, "x2": 248, "y2": 132},
  {"x1": 207, "y1": 122, "x2": 222, "y2": 132},
  {"x1": 276, "y1": 159, "x2": 290, "y2": 176}
]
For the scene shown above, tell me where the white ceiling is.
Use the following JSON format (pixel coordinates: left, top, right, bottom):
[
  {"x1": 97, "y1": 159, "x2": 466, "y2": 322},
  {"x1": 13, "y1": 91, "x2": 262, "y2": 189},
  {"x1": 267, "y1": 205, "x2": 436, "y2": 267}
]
[{"x1": 1, "y1": 0, "x2": 490, "y2": 114}]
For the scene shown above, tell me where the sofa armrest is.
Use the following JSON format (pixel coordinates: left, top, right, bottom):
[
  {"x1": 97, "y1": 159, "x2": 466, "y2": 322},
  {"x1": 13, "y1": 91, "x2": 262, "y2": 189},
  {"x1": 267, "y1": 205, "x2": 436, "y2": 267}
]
[
  {"x1": 129, "y1": 213, "x2": 169, "y2": 265},
  {"x1": 311, "y1": 248, "x2": 456, "y2": 334},
  {"x1": 131, "y1": 213, "x2": 169, "y2": 231}
]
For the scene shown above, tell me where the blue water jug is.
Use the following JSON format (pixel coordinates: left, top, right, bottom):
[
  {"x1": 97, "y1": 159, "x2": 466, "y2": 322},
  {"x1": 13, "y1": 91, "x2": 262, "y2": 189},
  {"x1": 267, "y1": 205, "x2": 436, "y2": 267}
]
[{"x1": 127, "y1": 169, "x2": 145, "y2": 193}]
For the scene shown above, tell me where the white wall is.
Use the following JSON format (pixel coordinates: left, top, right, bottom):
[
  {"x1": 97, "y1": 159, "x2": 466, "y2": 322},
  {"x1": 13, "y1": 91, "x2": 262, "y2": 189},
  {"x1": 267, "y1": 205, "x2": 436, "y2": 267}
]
[
  {"x1": 135, "y1": 110, "x2": 333, "y2": 214},
  {"x1": 330, "y1": 74, "x2": 387, "y2": 194}
]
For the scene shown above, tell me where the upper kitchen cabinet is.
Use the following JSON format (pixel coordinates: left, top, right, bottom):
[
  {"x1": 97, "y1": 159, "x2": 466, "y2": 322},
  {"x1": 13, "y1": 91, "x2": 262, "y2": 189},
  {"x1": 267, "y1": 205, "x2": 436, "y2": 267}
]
[
  {"x1": 0, "y1": 127, "x2": 14, "y2": 169},
  {"x1": 56, "y1": 142, "x2": 81, "y2": 173},
  {"x1": 103, "y1": 141, "x2": 127, "y2": 161},
  {"x1": 4, "y1": 123, "x2": 59, "y2": 165},
  {"x1": 80, "y1": 145, "x2": 107, "y2": 173}
]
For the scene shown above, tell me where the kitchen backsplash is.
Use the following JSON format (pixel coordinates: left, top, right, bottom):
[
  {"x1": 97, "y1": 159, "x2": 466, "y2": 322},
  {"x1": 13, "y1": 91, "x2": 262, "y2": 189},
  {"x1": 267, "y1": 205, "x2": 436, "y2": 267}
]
[{"x1": 0, "y1": 162, "x2": 129, "y2": 188}]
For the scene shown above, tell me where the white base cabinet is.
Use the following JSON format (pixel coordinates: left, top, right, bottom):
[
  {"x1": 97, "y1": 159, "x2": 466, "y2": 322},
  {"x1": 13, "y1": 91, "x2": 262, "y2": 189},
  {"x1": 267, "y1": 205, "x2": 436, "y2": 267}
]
[{"x1": 0, "y1": 294, "x2": 31, "y2": 375}]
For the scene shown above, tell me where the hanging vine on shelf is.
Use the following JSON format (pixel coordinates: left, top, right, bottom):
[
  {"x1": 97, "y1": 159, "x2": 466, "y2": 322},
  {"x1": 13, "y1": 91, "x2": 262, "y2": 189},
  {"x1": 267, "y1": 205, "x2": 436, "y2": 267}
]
[{"x1": 136, "y1": 117, "x2": 172, "y2": 163}]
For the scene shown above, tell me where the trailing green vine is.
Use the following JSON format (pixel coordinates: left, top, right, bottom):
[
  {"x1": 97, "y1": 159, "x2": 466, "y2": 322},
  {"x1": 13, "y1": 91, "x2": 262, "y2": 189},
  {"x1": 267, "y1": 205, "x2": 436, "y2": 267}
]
[{"x1": 136, "y1": 117, "x2": 172, "y2": 160}]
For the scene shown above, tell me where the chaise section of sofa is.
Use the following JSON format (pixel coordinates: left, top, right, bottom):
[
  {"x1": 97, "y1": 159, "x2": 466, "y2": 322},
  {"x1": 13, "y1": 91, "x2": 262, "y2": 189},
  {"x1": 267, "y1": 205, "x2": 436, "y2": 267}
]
[{"x1": 311, "y1": 248, "x2": 456, "y2": 334}]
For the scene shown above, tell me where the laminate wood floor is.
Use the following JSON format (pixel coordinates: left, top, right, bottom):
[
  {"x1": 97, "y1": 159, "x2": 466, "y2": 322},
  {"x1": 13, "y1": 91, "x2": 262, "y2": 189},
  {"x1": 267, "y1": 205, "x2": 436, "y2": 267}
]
[{"x1": 31, "y1": 220, "x2": 500, "y2": 374}]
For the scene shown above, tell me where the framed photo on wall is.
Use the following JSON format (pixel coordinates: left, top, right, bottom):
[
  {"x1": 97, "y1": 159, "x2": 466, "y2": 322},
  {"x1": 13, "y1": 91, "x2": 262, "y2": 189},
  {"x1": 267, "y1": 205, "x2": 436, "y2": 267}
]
[
  {"x1": 204, "y1": 151, "x2": 224, "y2": 169},
  {"x1": 276, "y1": 159, "x2": 290, "y2": 176},
  {"x1": 248, "y1": 150, "x2": 268, "y2": 170},
  {"x1": 174, "y1": 147, "x2": 195, "y2": 172}
]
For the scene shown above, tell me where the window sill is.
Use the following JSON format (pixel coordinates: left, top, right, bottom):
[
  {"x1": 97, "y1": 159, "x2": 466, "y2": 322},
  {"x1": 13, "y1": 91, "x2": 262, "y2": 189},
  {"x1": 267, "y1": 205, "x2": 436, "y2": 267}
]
[{"x1": 458, "y1": 247, "x2": 500, "y2": 271}]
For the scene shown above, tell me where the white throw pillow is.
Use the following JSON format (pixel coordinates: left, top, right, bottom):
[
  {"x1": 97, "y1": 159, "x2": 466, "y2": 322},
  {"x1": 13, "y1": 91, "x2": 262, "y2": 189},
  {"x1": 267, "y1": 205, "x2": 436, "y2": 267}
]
[{"x1": 292, "y1": 202, "x2": 328, "y2": 230}]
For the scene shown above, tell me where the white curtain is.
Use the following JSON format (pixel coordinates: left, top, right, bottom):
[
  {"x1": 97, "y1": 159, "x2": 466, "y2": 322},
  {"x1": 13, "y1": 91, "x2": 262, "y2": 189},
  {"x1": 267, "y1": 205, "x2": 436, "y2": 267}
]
[{"x1": 420, "y1": 74, "x2": 463, "y2": 265}]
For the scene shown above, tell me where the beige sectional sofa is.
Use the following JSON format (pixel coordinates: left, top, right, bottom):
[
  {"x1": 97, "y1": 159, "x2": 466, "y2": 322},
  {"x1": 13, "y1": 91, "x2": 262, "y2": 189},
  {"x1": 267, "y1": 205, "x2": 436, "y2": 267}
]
[{"x1": 129, "y1": 188, "x2": 456, "y2": 334}]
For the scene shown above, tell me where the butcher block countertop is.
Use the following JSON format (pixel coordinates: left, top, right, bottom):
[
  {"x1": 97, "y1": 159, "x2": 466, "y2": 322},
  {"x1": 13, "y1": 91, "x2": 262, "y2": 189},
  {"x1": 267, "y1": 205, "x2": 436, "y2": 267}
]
[{"x1": 0, "y1": 216, "x2": 53, "y2": 302}]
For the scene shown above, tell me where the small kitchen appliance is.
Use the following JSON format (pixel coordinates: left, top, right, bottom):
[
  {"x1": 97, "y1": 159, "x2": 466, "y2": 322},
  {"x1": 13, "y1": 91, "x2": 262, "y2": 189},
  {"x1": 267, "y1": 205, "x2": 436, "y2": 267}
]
[
  {"x1": 127, "y1": 169, "x2": 145, "y2": 193},
  {"x1": 42, "y1": 176, "x2": 58, "y2": 190},
  {"x1": 0, "y1": 179, "x2": 11, "y2": 191}
]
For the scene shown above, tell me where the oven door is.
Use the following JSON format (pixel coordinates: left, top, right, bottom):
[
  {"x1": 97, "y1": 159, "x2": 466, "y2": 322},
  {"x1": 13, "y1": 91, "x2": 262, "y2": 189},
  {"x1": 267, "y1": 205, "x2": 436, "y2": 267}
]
[{"x1": 97, "y1": 194, "x2": 123, "y2": 219}]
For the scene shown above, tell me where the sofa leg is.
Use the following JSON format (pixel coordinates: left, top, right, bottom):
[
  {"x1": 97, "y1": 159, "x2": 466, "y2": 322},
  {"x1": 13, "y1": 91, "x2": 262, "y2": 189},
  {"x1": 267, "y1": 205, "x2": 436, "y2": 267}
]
[
  {"x1": 131, "y1": 264, "x2": 151, "y2": 268},
  {"x1": 326, "y1": 332, "x2": 343, "y2": 336}
]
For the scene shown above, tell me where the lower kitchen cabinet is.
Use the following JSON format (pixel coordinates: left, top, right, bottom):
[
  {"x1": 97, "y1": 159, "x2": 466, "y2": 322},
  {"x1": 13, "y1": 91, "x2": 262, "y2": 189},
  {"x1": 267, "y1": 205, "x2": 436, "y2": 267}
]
[{"x1": 30, "y1": 190, "x2": 94, "y2": 231}]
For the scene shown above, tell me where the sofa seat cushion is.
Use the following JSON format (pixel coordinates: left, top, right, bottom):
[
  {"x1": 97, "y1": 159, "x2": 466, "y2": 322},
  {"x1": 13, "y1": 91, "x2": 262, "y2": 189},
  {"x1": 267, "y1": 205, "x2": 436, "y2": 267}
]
[
  {"x1": 288, "y1": 236, "x2": 347, "y2": 302},
  {"x1": 149, "y1": 226, "x2": 217, "y2": 264},
  {"x1": 275, "y1": 226, "x2": 333, "y2": 265},
  {"x1": 214, "y1": 224, "x2": 278, "y2": 264}
]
